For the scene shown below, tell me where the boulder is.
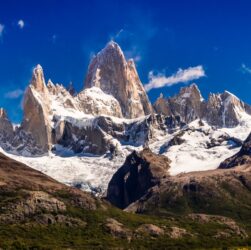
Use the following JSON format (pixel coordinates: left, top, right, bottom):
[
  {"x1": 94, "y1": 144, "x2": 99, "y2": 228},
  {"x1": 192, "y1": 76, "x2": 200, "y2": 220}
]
[{"x1": 106, "y1": 148, "x2": 171, "y2": 209}]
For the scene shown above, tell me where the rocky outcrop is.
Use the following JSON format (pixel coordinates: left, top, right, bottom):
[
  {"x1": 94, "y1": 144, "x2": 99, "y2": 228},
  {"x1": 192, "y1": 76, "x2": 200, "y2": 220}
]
[
  {"x1": 0, "y1": 108, "x2": 14, "y2": 141},
  {"x1": 205, "y1": 91, "x2": 251, "y2": 127},
  {"x1": 0, "y1": 191, "x2": 66, "y2": 223},
  {"x1": 154, "y1": 93, "x2": 171, "y2": 116},
  {"x1": 54, "y1": 117, "x2": 119, "y2": 155},
  {"x1": 219, "y1": 132, "x2": 251, "y2": 168},
  {"x1": 105, "y1": 145, "x2": 251, "y2": 224},
  {"x1": 136, "y1": 224, "x2": 164, "y2": 237},
  {"x1": 22, "y1": 65, "x2": 52, "y2": 152},
  {"x1": 104, "y1": 218, "x2": 132, "y2": 240},
  {"x1": 0, "y1": 109, "x2": 44, "y2": 155},
  {"x1": 47, "y1": 81, "x2": 78, "y2": 110},
  {"x1": 124, "y1": 165, "x2": 251, "y2": 217},
  {"x1": 53, "y1": 114, "x2": 168, "y2": 155},
  {"x1": 84, "y1": 41, "x2": 152, "y2": 118},
  {"x1": 106, "y1": 148, "x2": 171, "y2": 209},
  {"x1": 154, "y1": 84, "x2": 203, "y2": 123},
  {"x1": 154, "y1": 84, "x2": 251, "y2": 128},
  {"x1": 67, "y1": 82, "x2": 77, "y2": 96},
  {"x1": 188, "y1": 214, "x2": 247, "y2": 239}
]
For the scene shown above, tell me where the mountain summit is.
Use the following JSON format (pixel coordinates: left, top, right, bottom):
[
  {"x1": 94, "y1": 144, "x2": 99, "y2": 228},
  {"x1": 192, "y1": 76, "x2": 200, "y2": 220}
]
[
  {"x1": 154, "y1": 83, "x2": 251, "y2": 126},
  {"x1": 84, "y1": 41, "x2": 152, "y2": 118}
]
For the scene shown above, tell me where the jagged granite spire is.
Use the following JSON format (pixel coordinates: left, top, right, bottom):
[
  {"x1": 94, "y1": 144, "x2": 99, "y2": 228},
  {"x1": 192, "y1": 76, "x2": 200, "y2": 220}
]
[
  {"x1": 30, "y1": 64, "x2": 47, "y2": 93},
  {"x1": 84, "y1": 41, "x2": 152, "y2": 118},
  {"x1": 153, "y1": 83, "x2": 251, "y2": 127},
  {"x1": 22, "y1": 64, "x2": 52, "y2": 152},
  {"x1": 153, "y1": 83, "x2": 204, "y2": 123}
]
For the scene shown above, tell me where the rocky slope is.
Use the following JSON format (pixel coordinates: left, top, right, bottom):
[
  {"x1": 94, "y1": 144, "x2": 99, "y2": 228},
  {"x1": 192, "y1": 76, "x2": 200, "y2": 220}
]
[
  {"x1": 0, "y1": 151, "x2": 98, "y2": 223},
  {"x1": 219, "y1": 132, "x2": 251, "y2": 168},
  {"x1": 107, "y1": 146, "x2": 251, "y2": 225},
  {"x1": 1, "y1": 152, "x2": 247, "y2": 249}
]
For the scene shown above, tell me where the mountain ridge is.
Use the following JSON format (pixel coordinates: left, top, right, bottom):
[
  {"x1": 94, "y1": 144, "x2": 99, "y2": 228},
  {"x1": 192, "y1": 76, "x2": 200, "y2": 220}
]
[{"x1": 0, "y1": 41, "x2": 251, "y2": 195}]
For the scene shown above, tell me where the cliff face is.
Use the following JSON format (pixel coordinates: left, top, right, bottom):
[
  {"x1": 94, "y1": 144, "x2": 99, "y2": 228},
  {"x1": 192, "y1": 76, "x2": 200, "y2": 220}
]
[
  {"x1": 22, "y1": 65, "x2": 52, "y2": 152},
  {"x1": 107, "y1": 147, "x2": 251, "y2": 228},
  {"x1": 205, "y1": 91, "x2": 251, "y2": 127},
  {"x1": 154, "y1": 84, "x2": 251, "y2": 127},
  {"x1": 84, "y1": 41, "x2": 152, "y2": 118},
  {"x1": 0, "y1": 108, "x2": 14, "y2": 145},
  {"x1": 107, "y1": 148, "x2": 171, "y2": 209}
]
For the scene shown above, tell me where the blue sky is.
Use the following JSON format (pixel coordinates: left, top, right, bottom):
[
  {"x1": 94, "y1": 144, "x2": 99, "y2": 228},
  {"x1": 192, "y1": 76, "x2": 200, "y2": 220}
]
[{"x1": 1, "y1": 0, "x2": 251, "y2": 122}]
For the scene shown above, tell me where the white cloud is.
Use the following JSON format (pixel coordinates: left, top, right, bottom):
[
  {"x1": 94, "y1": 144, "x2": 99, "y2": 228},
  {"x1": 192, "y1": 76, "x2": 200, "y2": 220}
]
[
  {"x1": 17, "y1": 19, "x2": 25, "y2": 29},
  {"x1": 241, "y1": 63, "x2": 251, "y2": 74},
  {"x1": 0, "y1": 24, "x2": 4, "y2": 36},
  {"x1": 115, "y1": 29, "x2": 124, "y2": 39},
  {"x1": 4, "y1": 89, "x2": 24, "y2": 99},
  {"x1": 144, "y1": 65, "x2": 205, "y2": 92}
]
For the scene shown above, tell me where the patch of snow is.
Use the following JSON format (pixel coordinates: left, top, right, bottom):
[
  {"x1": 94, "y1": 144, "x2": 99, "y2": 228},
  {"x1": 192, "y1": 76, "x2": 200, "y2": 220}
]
[
  {"x1": 2, "y1": 114, "x2": 251, "y2": 195},
  {"x1": 150, "y1": 118, "x2": 251, "y2": 175}
]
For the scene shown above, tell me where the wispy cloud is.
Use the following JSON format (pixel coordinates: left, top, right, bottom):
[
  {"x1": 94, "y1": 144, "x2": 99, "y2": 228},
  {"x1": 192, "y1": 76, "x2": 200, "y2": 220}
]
[
  {"x1": 4, "y1": 89, "x2": 24, "y2": 99},
  {"x1": 114, "y1": 29, "x2": 124, "y2": 39},
  {"x1": 17, "y1": 19, "x2": 25, "y2": 29},
  {"x1": 144, "y1": 65, "x2": 205, "y2": 92},
  {"x1": 109, "y1": 12, "x2": 158, "y2": 64},
  {"x1": 241, "y1": 63, "x2": 251, "y2": 74},
  {"x1": 0, "y1": 24, "x2": 4, "y2": 36}
]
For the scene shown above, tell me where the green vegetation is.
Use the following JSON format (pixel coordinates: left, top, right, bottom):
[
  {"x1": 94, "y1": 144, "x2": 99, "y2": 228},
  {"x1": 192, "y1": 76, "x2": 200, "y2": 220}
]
[{"x1": 0, "y1": 204, "x2": 251, "y2": 250}]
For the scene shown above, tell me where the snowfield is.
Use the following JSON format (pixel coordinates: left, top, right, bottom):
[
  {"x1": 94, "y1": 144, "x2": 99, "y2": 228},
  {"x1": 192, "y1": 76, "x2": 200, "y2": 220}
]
[{"x1": 2, "y1": 116, "x2": 251, "y2": 195}]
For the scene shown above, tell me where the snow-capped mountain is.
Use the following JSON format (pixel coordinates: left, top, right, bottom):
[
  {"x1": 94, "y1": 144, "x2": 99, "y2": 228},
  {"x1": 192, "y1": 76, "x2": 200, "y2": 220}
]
[
  {"x1": 1, "y1": 41, "x2": 251, "y2": 194},
  {"x1": 153, "y1": 83, "x2": 251, "y2": 126},
  {"x1": 85, "y1": 41, "x2": 152, "y2": 118}
]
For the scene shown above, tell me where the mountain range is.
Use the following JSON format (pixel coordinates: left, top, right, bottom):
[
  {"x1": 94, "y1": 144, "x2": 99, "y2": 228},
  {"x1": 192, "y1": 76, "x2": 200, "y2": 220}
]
[
  {"x1": 1, "y1": 41, "x2": 251, "y2": 193},
  {"x1": 1, "y1": 41, "x2": 251, "y2": 248}
]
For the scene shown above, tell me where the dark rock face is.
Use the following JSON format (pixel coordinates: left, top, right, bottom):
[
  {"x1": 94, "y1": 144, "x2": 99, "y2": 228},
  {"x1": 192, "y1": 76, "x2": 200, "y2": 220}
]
[
  {"x1": 206, "y1": 134, "x2": 242, "y2": 149},
  {"x1": 53, "y1": 114, "x2": 168, "y2": 155},
  {"x1": 0, "y1": 109, "x2": 44, "y2": 155},
  {"x1": 0, "y1": 108, "x2": 14, "y2": 143},
  {"x1": 123, "y1": 115, "x2": 164, "y2": 146},
  {"x1": 159, "y1": 131, "x2": 185, "y2": 154},
  {"x1": 67, "y1": 82, "x2": 77, "y2": 96},
  {"x1": 125, "y1": 166, "x2": 251, "y2": 217},
  {"x1": 105, "y1": 141, "x2": 251, "y2": 219},
  {"x1": 154, "y1": 84, "x2": 203, "y2": 123},
  {"x1": 219, "y1": 132, "x2": 251, "y2": 169},
  {"x1": 106, "y1": 148, "x2": 171, "y2": 209},
  {"x1": 164, "y1": 115, "x2": 186, "y2": 132},
  {"x1": 54, "y1": 118, "x2": 117, "y2": 155}
]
